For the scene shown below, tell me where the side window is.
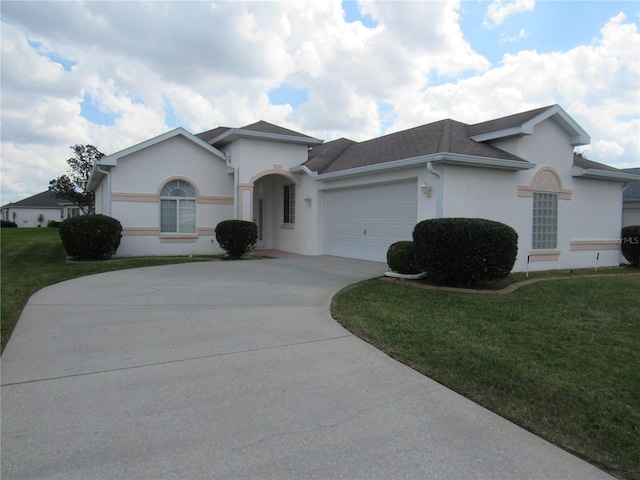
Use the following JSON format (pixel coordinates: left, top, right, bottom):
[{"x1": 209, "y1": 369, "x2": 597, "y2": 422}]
[
  {"x1": 532, "y1": 192, "x2": 558, "y2": 249},
  {"x1": 160, "y1": 180, "x2": 196, "y2": 233},
  {"x1": 283, "y1": 183, "x2": 295, "y2": 224}
]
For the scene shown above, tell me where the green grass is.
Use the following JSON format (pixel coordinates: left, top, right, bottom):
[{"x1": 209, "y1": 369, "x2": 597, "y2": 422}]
[
  {"x1": 1, "y1": 228, "x2": 214, "y2": 351},
  {"x1": 333, "y1": 274, "x2": 640, "y2": 480}
]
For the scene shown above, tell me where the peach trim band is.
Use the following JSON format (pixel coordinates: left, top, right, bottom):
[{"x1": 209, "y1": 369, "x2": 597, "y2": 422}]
[{"x1": 570, "y1": 240, "x2": 621, "y2": 251}]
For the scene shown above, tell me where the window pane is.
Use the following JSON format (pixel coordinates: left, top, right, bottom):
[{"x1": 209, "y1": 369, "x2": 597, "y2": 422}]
[
  {"x1": 284, "y1": 183, "x2": 295, "y2": 224},
  {"x1": 161, "y1": 199, "x2": 177, "y2": 232},
  {"x1": 532, "y1": 192, "x2": 557, "y2": 249},
  {"x1": 179, "y1": 199, "x2": 196, "y2": 233}
]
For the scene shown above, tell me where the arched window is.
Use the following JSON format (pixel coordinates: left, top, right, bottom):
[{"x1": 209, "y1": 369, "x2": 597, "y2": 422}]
[{"x1": 160, "y1": 180, "x2": 196, "y2": 233}]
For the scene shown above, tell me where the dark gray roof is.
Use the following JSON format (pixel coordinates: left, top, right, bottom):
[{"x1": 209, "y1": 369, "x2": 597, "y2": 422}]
[
  {"x1": 466, "y1": 105, "x2": 553, "y2": 137},
  {"x1": 195, "y1": 126, "x2": 230, "y2": 143},
  {"x1": 623, "y1": 167, "x2": 640, "y2": 200},
  {"x1": 196, "y1": 121, "x2": 316, "y2": 144},
  {"x1": 1, "y1": 190, "x2": 72, "y2": 209},
  {"x1": 573, "y1": 154, "x2": 622, "y2": 173},
  {"x1": 304, "y1": 118, "x2": 526, "y2": 175}
]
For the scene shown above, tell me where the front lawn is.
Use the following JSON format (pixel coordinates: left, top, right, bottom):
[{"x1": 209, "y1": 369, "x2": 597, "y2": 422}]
[{"x1": 333, "y1": 274, "x2": 640, "y2": 480}]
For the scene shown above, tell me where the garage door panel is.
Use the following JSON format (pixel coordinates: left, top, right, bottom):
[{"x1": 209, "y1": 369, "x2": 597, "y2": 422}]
[{"x1": 323, "y1": 180, "x2": 417, "y2": 262}]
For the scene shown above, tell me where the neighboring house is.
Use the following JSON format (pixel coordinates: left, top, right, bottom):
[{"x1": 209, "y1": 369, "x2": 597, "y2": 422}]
[
  {"x1": 88, "y1": 104, "x2": 640, "y2": 272},
  {"x1": 1, "y1": 191, "x2": 78, "y2": 227},
  {"x1": 622, "y1": 167, "x2": 640, "y2": 227}
]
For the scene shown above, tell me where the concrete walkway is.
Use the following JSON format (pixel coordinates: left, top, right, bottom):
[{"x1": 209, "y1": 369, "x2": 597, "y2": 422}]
[{"x1": 1, "y1": 255, "x2": 613, "y2": 479}]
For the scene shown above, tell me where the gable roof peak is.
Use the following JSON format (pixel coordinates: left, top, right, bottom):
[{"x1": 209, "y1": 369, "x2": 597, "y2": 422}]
[{"x1": 468, "y1": 104, "x2": 590, "y2": 146}]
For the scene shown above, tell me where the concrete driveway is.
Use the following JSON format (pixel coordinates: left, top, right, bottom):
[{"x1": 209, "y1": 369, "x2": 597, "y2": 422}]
[{"x1": 1, "y1": 255, "x2": 613, "y2": 479}]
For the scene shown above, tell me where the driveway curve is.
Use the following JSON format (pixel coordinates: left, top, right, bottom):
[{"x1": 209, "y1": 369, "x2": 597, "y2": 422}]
[{"x1": 2, "y1": 256, "x2": 613, "y2": 479}]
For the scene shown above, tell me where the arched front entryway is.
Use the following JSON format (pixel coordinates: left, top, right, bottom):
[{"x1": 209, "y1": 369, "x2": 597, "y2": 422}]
[{"x1": 242, "y1": 166, "x2": 300, "y2": 251}]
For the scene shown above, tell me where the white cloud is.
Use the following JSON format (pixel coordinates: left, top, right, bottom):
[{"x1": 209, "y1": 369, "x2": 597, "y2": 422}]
[
  {"x1": 484, "y1": 0, "x2": 535, "y2": 28},
  {"x1": 1, "y1": 2, "x2": 638, "y2": 205}
]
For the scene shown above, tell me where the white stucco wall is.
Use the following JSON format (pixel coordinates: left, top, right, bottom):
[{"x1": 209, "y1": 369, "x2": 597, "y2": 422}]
[
  {"x1": 623, "y1": 202, "x2": 640, "y2": 227},
  {"x1": 1, "y1": 207, "x2": 64, "y2": 228},
  {"x1": 100, "y1": 135, "x2": 234, "y2": 257}
]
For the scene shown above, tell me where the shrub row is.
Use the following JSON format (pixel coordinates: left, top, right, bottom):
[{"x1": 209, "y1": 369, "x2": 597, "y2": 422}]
[{"x1": 1, "y1": 220, "x2": 18, "y2": 228}]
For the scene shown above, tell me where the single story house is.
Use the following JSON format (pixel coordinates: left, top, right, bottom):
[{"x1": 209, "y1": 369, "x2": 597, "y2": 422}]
[
  {"x1": 622, "y1": 167, "x2": 640, "y2": 227},
  {"x1": 88, "y1": 104, "x2": 640, "y2": 272},
  {"x1": 1, "y1": 191, "x2": 78, "y2": 227}
]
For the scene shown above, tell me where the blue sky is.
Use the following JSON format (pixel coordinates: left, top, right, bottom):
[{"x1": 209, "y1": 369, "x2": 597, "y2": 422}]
[{"x1": 1, "y1": 0, "x2": 638, "y2": 204}]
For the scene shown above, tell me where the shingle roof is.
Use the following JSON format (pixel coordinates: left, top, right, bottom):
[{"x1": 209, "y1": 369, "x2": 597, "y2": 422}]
[
  {"x1": 195, "y1": 126, "x2": 231, "y2": 143},
  {"x1": 623, "y1": 167, "x2": 640, "y2": 200},
  {"x1": 304, "y1": 118, "x2": 526, "y2": 175},
  {"x1": 466, "y1": 105, "x2": 553, "y2": 138},
  {"x1": 572, "y1": 154, "x2": 621, "y2": 173},
  {"x1": 1, "y1": 190, "x2": 72, "y2": 209},
  {"x1": 196, "y1": 121, "x2": 317, "y2": 144},
  {"x1": 239, "y1": 121, "x2": 317, "y2": 139}
]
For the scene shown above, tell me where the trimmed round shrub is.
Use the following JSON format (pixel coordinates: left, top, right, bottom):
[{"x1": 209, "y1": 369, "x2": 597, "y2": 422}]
[
  {"x1": 215, "y1": 220, "x2": 258, "y2": 259},
  {"x1": 387, "y1": 241, "x2": 420, "y2": 274},
  {"x1": 1, "y1": 220, "x2": 18, "y2": 228},
  {"x1": 47, "y1": 220, "x2": 61, "y2": 228},
  {"x1": 59, "y1": 214, "x2": 122, "y2": 260},
  {"x1": 413, "y1": 217, "x2": 518, "y2": 287},
  {"x1": 621, "y1": 225, "x2": 640, "y2": 267}
]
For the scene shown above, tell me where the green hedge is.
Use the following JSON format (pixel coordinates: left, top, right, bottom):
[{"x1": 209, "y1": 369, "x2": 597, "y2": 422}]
[
  {"x1": 59, "y1": 214, "x2": 122, "y2": 260},
  {"x1": 215, "y1": 220, "x2": 258, "y2": 259},
  {"x1": 413, "y1": 217, "x2": 518, "y2": 286},
  {"x1": 621, "y1": 225, "x2": 640, "y2": 267},
  {"x1": 387, "y1": 241, "x2": 420, "y2": 274}
]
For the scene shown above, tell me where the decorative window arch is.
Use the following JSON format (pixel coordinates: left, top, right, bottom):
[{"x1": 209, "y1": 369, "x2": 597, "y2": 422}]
[
  {"x1": 518, "y1": 167, "x2": 572, "y2": 199},
  {"x1": 160, "y1": 179, "x2": 196, "y2": 233},
  {"x1": 518, "y1": 167, "x2": 571, "y2": 253}
]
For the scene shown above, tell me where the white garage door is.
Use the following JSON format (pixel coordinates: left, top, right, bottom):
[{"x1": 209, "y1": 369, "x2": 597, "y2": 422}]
[{"x1": 323, "y1": 180, "x2": 417, "y2": 262}]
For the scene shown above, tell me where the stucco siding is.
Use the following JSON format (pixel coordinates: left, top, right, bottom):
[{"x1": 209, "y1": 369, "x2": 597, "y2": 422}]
[
  {"x1": 226, "y1": 138, "x2": 310, "y2": 184},
  {"x1": 3, "y1": 207, "x2": 63, "y2": 228},
  {"x1": 111, "y1": 136, "x2": 232, "y2": 197},
  {"x1": 102, "y1": 134, "x2": 234, "y2": 257}
]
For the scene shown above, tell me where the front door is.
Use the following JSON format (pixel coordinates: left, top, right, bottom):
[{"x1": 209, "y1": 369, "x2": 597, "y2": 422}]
[{"x1": 254, "y1": 195, "x2": 267, "y2": 249}]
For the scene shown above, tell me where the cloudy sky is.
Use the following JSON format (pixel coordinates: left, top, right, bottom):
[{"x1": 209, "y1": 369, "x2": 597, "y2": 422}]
[{"x1": 1, "y1": 0, "x2": 639, "y2": 205}]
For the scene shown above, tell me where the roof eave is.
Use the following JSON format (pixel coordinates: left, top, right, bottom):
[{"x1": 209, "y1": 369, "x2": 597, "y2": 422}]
[
  {"x1": 572, "y1": 167, "x2": 640, "y2": 182},
  {"x1": 210, "y1": 129, "x2": 324, "y2": 147},
  {"x1": 305, "y1": 153, "x2": 534, "y2": 181},
  {"x1": 470, "y1": 105, "x2": 590, "y2": 146},
  {"x1": 88, "y1": 128, "x2": 229, "y2": 190}
]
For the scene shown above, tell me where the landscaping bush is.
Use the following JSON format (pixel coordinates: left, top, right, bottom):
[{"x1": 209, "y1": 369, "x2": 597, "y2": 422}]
[
  {"x1": 47, "y1": 220, "x2": 61, "y2": 228},
  {"x1": 387, "y1": 241, "x2": 420, "y2": 274},
  {"x1": 621, "y1": 225, "x2": 640, "y2": 267},
  {"x1": 215, "y1": 220, "x2": 258, "y2": 259},
  {"x1": 59, "y1": 214, "x2": 122, "y2": 260},
  {"x1": 413, "y1": 217, "x2": 518, "y2": 287},
  {"x1": 1, "y1": 220, "x2": 18, "y2": 228}
]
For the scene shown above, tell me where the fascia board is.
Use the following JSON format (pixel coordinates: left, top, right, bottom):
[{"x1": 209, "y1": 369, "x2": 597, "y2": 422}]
[
  {"x1": 469, "y1": 126, "x2": 525, "y2": 143},
  {"x1": 88, "y1": 128, "x2": 228, "y2": 191},
  {"x1": 210, "y1": 129, "x2": 323, "y2": 147},
  {"x1": 572, "y1": 167, "x2": 640, "y2": 182},
  {"x1": 309, "y1": 153, "x2": 534, "y2": 181},
  {"x1": 98, "y1": 128, "x2": 228, "y2": 167},
  {"x1": 471, "y1": 105, "x2": 590, "y2": 146}
]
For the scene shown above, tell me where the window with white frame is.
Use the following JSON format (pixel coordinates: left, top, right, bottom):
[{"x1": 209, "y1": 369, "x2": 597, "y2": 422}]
[
  {"x1": 160, "y1": 180, "x2": 196, "y2": 233},
  {"x1": 532, "y1": 192, "x2": 558, "y2": 249},
  {"x1": 283, "y1": 183, "x2": 295, "y2": 224}
]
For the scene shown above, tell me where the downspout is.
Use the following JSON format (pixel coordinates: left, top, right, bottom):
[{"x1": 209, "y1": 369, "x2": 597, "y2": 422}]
[
  {"x1": 427, "y1": 161, "x2": 443, "y2": 218},
  {"x1": 226, "y1": 153, "x2": 239, "y2": 219},
  {"x1": 96, "y1": 165, "x2": 111, "y2": 217}
]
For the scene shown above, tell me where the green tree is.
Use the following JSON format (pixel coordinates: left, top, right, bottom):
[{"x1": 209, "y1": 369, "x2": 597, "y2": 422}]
[{"x1": 49, "y1": 145, "x2": 105, "y2": 214}]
